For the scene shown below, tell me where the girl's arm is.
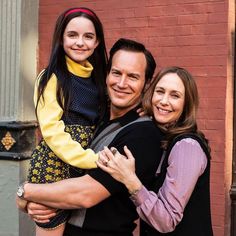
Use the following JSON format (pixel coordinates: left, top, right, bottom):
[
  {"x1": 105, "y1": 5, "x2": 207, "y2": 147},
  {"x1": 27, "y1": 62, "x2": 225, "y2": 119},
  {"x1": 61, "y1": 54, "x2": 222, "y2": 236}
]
[
  {"x1": 97, "y1": 139, "x2": 207, "y2": 233},
  {"x1": 35, "y1": 73, "x2": 98, "y2": 169}
]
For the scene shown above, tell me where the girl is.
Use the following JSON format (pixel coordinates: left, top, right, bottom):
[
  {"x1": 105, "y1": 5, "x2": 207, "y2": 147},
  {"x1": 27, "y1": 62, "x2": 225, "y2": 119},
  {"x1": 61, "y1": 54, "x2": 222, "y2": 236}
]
[
  {"x1": 27, "y1": 7, "x2": 107, "y2": 236},
  {"x1": 98, "y1": 67, "x2": 214, "y2": 236}
]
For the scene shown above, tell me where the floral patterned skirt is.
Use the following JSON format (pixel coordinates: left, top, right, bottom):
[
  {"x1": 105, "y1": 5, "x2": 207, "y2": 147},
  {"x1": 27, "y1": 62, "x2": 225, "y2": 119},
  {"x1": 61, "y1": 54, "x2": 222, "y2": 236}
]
[{"x1": 27, "y1": 124, "x2": 95, "y2": 229}]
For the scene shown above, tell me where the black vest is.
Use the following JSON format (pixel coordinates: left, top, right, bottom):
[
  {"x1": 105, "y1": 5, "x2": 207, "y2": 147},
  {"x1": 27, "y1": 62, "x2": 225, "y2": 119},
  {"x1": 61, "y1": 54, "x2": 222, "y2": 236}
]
[
  {"x1": 61, "y1": 73, "x2": 100, "y2": 126},
  {"x1": 140, "y1": 134, "x2": 214, "y2": 236}
]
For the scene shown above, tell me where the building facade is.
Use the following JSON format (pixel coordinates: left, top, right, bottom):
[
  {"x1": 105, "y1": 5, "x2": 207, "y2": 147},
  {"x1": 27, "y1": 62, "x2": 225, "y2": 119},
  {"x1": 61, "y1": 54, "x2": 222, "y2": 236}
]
[{"x1": 39, "y1": 2, "x2": 235, "y2": 235}]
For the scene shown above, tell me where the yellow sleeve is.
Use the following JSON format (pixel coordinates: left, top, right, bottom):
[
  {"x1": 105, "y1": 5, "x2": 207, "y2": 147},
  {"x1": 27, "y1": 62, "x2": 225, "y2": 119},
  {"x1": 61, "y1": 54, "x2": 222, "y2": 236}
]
[{"x1": 34, "y1": 73, "x2": 98, "y2": 169}]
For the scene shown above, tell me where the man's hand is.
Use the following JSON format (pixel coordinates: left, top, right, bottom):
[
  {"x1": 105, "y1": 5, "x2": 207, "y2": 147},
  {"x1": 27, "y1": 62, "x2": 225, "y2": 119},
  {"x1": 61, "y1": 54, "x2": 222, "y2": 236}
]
[{"x1": 27, "y1": 202, "x2": 57, "y2": 223}]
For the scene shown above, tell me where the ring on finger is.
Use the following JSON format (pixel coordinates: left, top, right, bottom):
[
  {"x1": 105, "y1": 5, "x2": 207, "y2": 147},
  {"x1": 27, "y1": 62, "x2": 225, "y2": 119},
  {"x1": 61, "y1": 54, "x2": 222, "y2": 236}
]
[
  {"x1": 111, "y1": 148, "x2": 117, "y2": 155},
  {"x1": 104, "y1": 160, "x2": 108, "y2": 167}
]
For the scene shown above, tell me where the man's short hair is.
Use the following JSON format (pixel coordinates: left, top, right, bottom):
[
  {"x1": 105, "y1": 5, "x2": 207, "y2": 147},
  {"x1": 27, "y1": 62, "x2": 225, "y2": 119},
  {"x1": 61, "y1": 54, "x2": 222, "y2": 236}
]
[{"x1": 107, "y1": 38, "x2": 156, "y2": 82}]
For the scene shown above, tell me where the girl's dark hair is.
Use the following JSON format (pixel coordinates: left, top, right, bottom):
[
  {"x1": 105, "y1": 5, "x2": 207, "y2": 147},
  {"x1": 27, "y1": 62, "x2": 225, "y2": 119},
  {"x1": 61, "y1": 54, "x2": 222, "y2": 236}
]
[
  {"x1": 36, "y1": 7, "x2": 108, "y2": 120},
  {"x1": 142, "y1": 66, "x2": 210, "y2": 152}
]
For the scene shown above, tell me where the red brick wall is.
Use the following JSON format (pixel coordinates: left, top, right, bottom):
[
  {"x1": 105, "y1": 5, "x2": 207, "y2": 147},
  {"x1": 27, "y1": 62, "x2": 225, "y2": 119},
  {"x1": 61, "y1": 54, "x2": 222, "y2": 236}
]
[{"x1": 39, "y1": 1, "x2": 233, "y2": 235}]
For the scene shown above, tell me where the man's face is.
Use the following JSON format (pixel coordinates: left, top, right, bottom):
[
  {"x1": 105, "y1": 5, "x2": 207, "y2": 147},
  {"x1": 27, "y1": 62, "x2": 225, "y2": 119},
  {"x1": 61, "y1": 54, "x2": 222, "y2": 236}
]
[{"x1": 106, "y1": 50, "x2": 147, "y2": 119}]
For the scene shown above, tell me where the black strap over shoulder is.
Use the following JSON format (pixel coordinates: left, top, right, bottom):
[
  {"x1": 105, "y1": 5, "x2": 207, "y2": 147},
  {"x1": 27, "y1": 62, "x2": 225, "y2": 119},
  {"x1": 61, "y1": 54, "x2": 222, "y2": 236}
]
[{"x1": 90, "y1": 116, "x2": 152, "y2": 153}]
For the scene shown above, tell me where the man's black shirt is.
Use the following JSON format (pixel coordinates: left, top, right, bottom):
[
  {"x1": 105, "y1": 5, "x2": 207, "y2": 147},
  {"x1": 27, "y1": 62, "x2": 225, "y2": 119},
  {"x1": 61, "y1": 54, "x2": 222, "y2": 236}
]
[{"x1": 66, "y1": 109, "x2": 163, "y2": 236}]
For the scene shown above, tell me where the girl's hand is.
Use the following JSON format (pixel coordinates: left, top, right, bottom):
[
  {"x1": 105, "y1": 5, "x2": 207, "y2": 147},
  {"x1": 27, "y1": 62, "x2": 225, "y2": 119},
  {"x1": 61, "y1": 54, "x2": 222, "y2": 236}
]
[
  {"x1": 16, "y1": 196, "x2": 28, "y2": 213},
  {"x1": 97, "y1": 146, "x2": 137, "y2": 185},
  {"x1": 27, "y1": 202, "x2": 57, "y2": 223}
]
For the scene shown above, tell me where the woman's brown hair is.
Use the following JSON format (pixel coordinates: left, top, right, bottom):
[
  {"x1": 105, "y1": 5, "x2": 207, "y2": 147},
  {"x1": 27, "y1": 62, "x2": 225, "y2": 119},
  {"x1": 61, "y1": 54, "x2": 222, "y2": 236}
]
[{"x1": 142, "y1": 66, "x2": 210, "y2": 151}]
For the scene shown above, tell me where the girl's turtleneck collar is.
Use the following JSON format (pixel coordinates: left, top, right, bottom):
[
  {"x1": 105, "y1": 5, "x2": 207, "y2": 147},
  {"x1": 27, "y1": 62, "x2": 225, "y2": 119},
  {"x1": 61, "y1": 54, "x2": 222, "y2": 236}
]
[{"x1": 66, "y1": 56, "x2": 93, "y2": 78}]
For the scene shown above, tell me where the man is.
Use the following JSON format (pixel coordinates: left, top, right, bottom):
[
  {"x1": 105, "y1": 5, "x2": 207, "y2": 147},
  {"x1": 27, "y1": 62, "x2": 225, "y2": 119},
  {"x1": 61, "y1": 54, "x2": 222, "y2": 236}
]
[{"x1": 17, "y1": 38, "x2": 163, "y2": 236}]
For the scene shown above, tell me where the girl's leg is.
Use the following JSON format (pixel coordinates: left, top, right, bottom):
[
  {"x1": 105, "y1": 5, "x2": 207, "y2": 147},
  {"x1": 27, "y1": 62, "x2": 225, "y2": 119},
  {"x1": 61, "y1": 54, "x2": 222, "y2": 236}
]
[{"x1": 35, "y1": 224, "x2": 65, "y2": 236}]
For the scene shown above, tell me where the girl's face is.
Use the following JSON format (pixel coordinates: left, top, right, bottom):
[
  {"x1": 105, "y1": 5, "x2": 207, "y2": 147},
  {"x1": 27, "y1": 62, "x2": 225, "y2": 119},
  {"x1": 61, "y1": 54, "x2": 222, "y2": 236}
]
[
  {"x1": 152, "y1": 73, "x2": 185, "y2": 125},
  {"x1": 63, "y1": 16, "x2": 99, "y2": 65}
]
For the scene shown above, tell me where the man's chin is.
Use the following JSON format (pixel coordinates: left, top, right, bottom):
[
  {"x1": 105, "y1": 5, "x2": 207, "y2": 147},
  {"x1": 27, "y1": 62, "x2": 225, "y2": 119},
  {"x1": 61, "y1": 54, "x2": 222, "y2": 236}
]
[{"x1": 111, "y1": 103, "x2": 139, "y2": 112}]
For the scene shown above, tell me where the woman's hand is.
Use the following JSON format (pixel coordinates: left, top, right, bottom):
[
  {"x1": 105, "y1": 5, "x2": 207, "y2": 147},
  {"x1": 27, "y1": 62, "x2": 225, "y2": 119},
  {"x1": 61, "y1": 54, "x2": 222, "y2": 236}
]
[
  {"x1": 97, "y1": 146, "x2": 142, "y2": 192},
  {"x1": 27, "y1": 202, "x2": 57, "y2": 223},
  {"x1": 136, "y1": 108, "x2": 146, "y2": 117}
]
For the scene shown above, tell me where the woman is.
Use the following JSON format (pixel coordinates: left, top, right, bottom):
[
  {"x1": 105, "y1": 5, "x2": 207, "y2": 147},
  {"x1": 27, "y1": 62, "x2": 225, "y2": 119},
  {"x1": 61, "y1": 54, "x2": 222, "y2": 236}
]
[{"x1": 97, "y1": 66, "x2": 214, "y2": 236}]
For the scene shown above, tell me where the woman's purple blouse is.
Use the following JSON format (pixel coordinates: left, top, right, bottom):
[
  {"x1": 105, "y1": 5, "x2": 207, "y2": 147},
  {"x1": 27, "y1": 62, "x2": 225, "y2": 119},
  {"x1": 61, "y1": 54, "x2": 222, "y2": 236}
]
[{"x1": 130, "y1": 138, "x2": 207, "y2": 233}]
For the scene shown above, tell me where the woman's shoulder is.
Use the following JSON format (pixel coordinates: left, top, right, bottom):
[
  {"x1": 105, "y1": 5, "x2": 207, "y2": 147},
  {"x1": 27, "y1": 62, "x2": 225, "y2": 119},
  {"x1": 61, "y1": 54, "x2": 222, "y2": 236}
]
[
  {"x1": 172, "y1": 133, "x2": 206, "y2": 147},
  {"x1": 170, "y1": 133, "x2": 210, "y2": 158},
  {"x1": 176, "y1": 137, "x2": 201, "y2": 146},
  {"x1": 173, "y1": 138, "x2": 204, "y2": 156},
  {"x1": 167, "y1": 136, "x2": 208, "y2": 178}
]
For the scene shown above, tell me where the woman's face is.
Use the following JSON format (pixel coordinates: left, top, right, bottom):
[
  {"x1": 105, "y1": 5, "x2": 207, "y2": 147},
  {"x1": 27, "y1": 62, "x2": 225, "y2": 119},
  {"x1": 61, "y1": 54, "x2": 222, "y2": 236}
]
[
  {"x1": 63, "y1": 16, "x2": 99, "y2": 66},
  {"x1": 152, "y1": 73, "x2": 185, "y2": 125}
]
